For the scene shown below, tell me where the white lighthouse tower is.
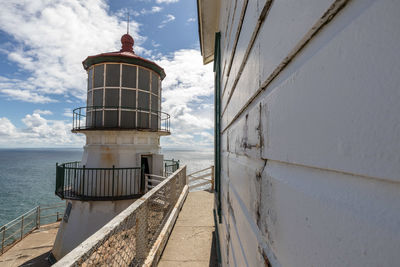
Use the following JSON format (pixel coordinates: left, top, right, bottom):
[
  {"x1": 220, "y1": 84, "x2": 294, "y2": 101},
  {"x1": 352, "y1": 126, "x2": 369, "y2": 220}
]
[{"x1": 52, "y1": 33, "x2": 171, "y2": 260}]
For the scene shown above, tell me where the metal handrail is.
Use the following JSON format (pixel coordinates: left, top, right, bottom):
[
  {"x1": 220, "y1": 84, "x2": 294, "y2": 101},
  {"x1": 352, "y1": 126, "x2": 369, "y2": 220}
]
[
  {"x1": 55, "y1": 162, "x2": 143, "y2": 201},
  {"x1": 0, "y1": 203, "x2": 65, "y2": 255},
  {"x1": 54, "y1": 166, "x2": 187, "y2": 266},
  {"x1": 188, "y1": 166, "x2": 215, "y2": 191},
  {"x1": 72, "y1": 106, "x2": 170, "y2": 132},
  {"x1": 164, "y1": 159, "x2": 179, "y2": 176}
]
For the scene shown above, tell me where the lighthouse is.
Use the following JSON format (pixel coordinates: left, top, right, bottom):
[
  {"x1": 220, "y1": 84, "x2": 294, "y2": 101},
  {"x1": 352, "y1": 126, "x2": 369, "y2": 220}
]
[{"x1": 52, "y1": 32, "x2": 171, "y2": 260}]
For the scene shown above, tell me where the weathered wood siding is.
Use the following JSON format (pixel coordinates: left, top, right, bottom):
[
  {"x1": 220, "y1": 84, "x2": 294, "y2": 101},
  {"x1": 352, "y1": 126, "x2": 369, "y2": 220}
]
[{"x1": 216, "y1": 0, "x2": 400, "y2": 266}]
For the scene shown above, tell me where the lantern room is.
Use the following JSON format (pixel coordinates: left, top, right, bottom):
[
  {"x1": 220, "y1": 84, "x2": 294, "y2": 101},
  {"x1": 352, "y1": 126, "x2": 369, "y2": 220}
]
[{"x1": 72, "y1": 34, "x2": 169, "y2": 133}]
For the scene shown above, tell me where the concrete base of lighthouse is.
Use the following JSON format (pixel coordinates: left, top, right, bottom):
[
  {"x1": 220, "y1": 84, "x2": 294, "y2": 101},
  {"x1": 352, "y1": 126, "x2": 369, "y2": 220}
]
[
  {"x1": 52, "y1": 199, "x2": 135, "y2": 260},
  {"x1": 52, "y1": 130, "x2": 169, "y2": 260}
]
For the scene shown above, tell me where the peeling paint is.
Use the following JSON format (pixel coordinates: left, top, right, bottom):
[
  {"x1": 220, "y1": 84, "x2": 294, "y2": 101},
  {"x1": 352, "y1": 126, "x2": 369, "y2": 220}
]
[
  {"x1": 227, "y1": 189, "x2": 235, "y2": 224},
  {"x1": 256, "y1": 160, "x2": 267, "y2": 232},
  {"x1": 258, "y1": 245, "x2": 272, "y2": 267}
]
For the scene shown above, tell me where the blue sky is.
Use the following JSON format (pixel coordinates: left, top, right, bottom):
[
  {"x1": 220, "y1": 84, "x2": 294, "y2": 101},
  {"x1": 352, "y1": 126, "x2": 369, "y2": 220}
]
[{"x1": 0, "y1": 0, "x2": 214, "y2": 149}]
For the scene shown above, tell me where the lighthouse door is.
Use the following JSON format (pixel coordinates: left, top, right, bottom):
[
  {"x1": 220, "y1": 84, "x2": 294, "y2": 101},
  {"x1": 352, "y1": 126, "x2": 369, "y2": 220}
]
[{"x1": 140, "y1": 155, "x2": 151, "y2": 193}]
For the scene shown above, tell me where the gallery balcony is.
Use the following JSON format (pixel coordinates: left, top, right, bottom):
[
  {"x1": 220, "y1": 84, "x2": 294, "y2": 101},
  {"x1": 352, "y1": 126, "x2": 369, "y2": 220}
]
[
  {"x1": 71, "y1": 106, "x2": 170, "y2": 134},
  {"x1": 55, "y1": 160, "x2": 180, "y2": 201}
]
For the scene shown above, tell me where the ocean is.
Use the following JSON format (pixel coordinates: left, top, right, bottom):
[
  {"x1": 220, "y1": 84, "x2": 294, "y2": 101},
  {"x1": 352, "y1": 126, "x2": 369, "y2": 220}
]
[{"x1": 0, "y1": 148, "x2": 213, "y2": 227}]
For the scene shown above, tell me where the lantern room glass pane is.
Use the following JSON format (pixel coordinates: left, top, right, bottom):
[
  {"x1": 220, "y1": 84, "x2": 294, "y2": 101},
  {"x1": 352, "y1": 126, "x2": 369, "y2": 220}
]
[
  {"x1": 93, "y1": 89, "x2": 103, "y2": 107},
  {"x1": 106, "y1": 64, "x2": 120, "y2": 87},
  {"x1": 151, "y1": 72, "x2": 158, "y2": 95},
  {"x1": 151, "y1": 95, "x2": 158, "y2": 112},
  {"x1": 88, "y1": 68, "x2": 93, "y2": 90},
  {"x1": 122, "y1": 65, "x2": 137, "y2": 88},
  {"x1": 138, "y1": 91, "x2": 149, "y2": 110},
  {"x1": 104, "y1": 110, "x2": 118, "y2": 127},
  {"x1": 94, "y1": 111, "x2": 103, "y2": 127},
  {"x1": 151, "y1": 114, "x2": 158, "y2": 130},
  {"x1": 86, "y1": 111, "x2": 92, "y2": 127},
  {"x1": 121, "y1": 111, "x2": 136, "y2": 128},
  {"x1": 105, "y1": 89, "x2": 119, "y2": 108},
  {"x1": 94, "y1": 64, "x2": 104, "y2": 88},
  {"x1": 87, "y1": 91, "x2": 93, "y2": 107},
  {"x1": 138, "y1": 111, "x2": 149, "y2": 128},
  {"x1": 138, "y1": 68, "x2": 150, "y2": 91},
  {"x1": 121, "y1": 89, "x2": 136, "y2": 109}
]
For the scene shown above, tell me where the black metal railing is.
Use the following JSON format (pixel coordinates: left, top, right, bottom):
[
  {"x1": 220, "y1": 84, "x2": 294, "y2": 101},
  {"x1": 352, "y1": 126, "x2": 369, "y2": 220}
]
[
  {"x1": 72, "y1": 106, "x2": 170, "y2": 132},
  {"x1": 164, "y1": 159, "x2": 180, "y2": 176},
  {"x1": 56, "y1": 162, "x2": 143, "y2": 201}
]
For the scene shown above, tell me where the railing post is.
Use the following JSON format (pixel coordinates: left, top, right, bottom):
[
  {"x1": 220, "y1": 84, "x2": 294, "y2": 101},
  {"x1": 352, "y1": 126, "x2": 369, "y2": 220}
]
[
  {"x1": 82, "y1": 165, "x2": 86, "y2": 196},
  {"x1": 79, "y1": 108, "x2": 81, "y2": 129},
  {"x1": 112, "y1": 165, "x2": 115, "y2": 198},
  {"x1": 170, "y1": 172, "x2": 177, "y2": 204},
  {"x1": 141, "y1": 164, "x2": 145, "y2": 194},
  {"x1": 36, "y1": 206, "x2": 40, "y2": 229},
  {"x1": 211, "y1": 165, "x2": 215, "y2": 191},
  {"x1": 145, "y1": 174, "x2": 148, "y2": 193},
  {"x1": 57, "y1": 211, "x2": 59, "y2": 221},
  {"x1": 1, "y1": 226, "x2": 5, "y2": 254},
  {"x1": 20, "y1": 215, "x2": 24, "y2": 240},
  {"x1": 38, "y1": 206, "x2": 41, "y2": 228}
]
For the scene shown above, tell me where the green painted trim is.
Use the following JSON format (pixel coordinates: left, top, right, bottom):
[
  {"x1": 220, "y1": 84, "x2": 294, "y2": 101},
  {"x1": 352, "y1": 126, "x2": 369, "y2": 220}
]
[
  {"x1": 213, "y1": 209, "x2": 222, "y2": 265},
  {"x1": 83, "y1": 56, "x2": 166, "y2": 80},
  {"x1": 214, "y1": 32, "x2": 222, "y2": 223}
]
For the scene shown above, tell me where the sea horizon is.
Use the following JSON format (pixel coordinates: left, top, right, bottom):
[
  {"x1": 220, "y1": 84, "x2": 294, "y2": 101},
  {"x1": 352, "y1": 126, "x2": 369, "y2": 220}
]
[{"x1": 0, "y1": 148, "x2": 213, "y2": 227}]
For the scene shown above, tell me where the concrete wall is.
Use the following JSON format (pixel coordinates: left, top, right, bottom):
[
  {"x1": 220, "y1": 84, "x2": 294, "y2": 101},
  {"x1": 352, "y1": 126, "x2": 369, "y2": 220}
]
[
  {"x1": 216, "y1": 0, "x2": 400, "y2": 266},
  {"x1": 52, "y1": 199, "x2": 135, "y2": 259}
]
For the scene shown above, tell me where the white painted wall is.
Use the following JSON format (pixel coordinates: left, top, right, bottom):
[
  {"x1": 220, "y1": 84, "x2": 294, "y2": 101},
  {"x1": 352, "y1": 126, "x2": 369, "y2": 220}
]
[
  {"x1": 82, "y1": 130, "x2": 162, "y2": 168},
  {"x1": 215, "y1": 0, "x2": 400, "y2": 266}
]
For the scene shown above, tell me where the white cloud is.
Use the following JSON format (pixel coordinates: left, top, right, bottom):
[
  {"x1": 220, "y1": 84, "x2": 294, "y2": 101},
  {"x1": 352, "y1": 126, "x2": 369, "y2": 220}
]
[
  {"x1": 0, "y1": 0, "x2": 146, "y2": 103},
  {"x1": 187, "y1": 18, "x2": 196, "y2": 23},
  {"x1": 0, "y1": 118, "x2": 17, "y2": 136},
  {"x1": 63, "y1": 108, "x2": 72, "y2": 117},
  {"x1": 34, "y1": 109, "x2": 53, "y2": 115},
  {"x1": 158, "y1": 14, "x2": 175, "y2": 29},
  {"x1": 1, "y1": 89, "x2": 56, "y2": 103},
  {"x1": 0, "y1": 112, "x2": 84, "y2": 147},
  {"x1": 140, "y1": 6, "x2": 163, "y2": 15},
  {"x1": 0, "y1": 1, "x2": 215, "y2": 150},
  {"x1": 156, "y1": 0, "x2": 179, "y2": 4},
  {"x1": 156, "y1": 49, "x2": 214, "y2": 149},
  {"x1": 151, "y1": 40, "x2": 160, "y2": 48}
]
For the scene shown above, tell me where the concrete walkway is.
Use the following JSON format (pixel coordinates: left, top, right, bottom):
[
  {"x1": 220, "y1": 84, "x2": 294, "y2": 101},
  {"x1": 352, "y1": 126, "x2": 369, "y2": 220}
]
[
  {"x1": 158, "y1": 190, "x2": 217, "y2": 267},
  {"x1": 0, "y1": 222, "x2": 59, "y2": 267}
]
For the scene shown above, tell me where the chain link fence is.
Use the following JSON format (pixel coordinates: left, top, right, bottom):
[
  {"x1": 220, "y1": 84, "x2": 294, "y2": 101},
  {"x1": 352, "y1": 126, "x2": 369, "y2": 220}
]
[{"x1": 54, "y1": 165, "x2": 187, "y2": 267}]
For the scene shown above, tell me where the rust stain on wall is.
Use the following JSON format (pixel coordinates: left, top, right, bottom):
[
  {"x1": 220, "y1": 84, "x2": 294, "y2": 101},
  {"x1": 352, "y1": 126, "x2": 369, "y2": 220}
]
[{"x1": 101, "y1": 146, "x2": 115, "y2": 166}]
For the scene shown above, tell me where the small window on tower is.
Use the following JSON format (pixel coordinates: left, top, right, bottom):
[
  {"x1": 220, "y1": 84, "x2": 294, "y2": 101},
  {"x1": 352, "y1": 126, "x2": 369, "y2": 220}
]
[
  {"x1": 122, "y1": 65, "x2": 137, "y2": 88},
  {"x1": 138, "y1": 68, "x2": 150, "y2": 91},
  {"x1": 106, "y1": 64, "x2": 120, "y2": 87},
  {"x1": 94, "y1": 64, "x2": 104, "y2": 88}
]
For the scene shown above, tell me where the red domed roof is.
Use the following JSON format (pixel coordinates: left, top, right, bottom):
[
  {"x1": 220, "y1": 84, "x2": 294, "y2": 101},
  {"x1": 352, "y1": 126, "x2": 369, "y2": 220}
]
[
  {"x1": 121, "y1": 34, "x2": 134, "y2": 52},
  {"x1": 82, "y1": 33, "x2": 165, "y2": 80}
]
